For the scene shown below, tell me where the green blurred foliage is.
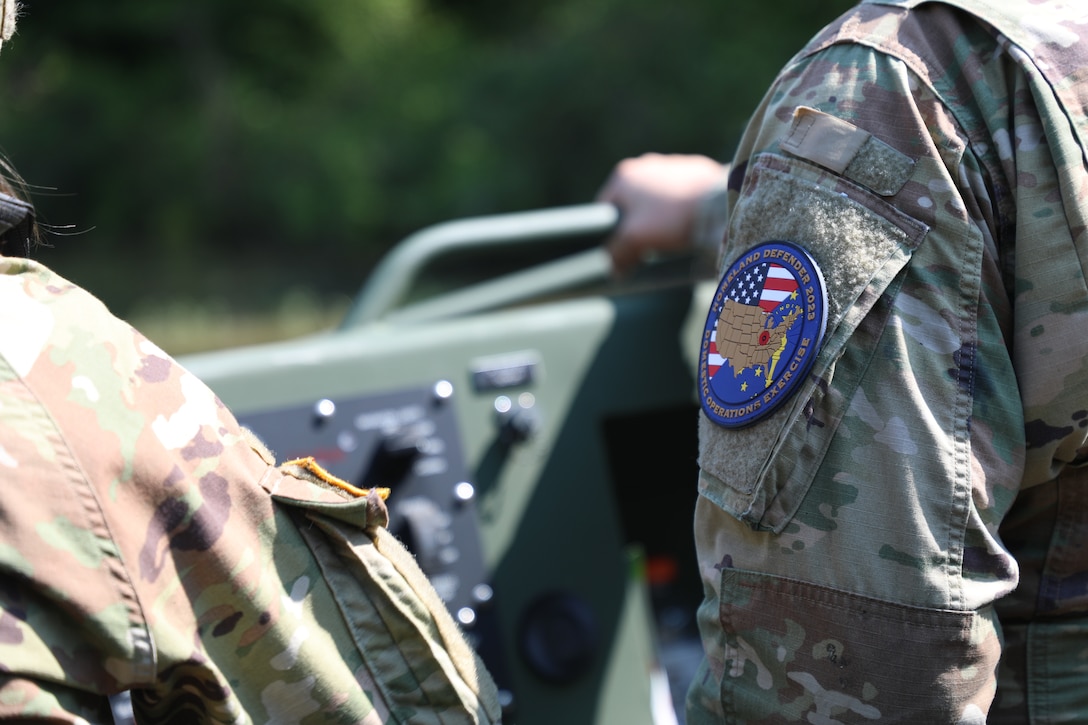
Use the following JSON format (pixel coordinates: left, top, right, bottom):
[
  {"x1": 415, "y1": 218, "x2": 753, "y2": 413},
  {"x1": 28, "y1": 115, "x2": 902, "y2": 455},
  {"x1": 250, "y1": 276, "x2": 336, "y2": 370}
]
[{"x1": 0, "y1": 0, "x2": 855, "y2": 320}]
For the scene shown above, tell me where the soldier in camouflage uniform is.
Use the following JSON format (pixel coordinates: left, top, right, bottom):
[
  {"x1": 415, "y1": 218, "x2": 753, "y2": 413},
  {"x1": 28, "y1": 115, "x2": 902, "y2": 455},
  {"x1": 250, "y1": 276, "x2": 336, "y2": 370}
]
[
  {"x1": 0, "y1": 6, "x2": 500, "y2": 722},
  {"x1": 601, "y1": 0, "x2": 1088, "y2": 722}
]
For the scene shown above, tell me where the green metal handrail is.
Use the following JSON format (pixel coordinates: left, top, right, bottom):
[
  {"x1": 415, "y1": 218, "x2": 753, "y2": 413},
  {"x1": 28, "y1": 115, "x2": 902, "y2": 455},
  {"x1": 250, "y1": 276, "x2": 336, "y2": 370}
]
[{"x1": 340, "y1": 203, "x2": 619, "y2": 328}]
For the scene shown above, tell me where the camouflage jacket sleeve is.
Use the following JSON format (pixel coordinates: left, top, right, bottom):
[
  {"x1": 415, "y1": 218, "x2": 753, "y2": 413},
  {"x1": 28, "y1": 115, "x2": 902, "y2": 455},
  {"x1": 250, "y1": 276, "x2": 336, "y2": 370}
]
[
  {"x1": 0, "y1": 257, "x2": 500, "y2": 723},
  {"x1": 689, "y1": 1, "x2": 1088, "y2": 722}
]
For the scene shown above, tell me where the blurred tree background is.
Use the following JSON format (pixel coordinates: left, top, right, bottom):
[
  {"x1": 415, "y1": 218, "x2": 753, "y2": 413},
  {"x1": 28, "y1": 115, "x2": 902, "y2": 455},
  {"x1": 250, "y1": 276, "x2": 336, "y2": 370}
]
[{"x1": 0, "y1": 0, "x2": 855, "y2": 352}]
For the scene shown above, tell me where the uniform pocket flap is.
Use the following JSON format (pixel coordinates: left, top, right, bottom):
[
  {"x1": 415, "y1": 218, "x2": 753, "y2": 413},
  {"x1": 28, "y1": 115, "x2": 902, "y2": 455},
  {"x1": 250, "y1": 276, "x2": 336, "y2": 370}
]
[
  {"x1": 275, "y1": 497, "x2": 502, "y2": 723},
  {"x1": 698, "y1": 153, "x2": 927, "y2": 531}
]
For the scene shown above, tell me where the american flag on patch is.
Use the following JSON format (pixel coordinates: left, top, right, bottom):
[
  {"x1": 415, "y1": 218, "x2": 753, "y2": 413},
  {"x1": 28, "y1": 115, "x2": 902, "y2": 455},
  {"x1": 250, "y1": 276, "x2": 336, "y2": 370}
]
[
  {"x1": 708, "y1": 342, "x2": 724, "y2": 378},
  {"x1": 707, "y1": 262, "x2": 799, "y2": 377}
]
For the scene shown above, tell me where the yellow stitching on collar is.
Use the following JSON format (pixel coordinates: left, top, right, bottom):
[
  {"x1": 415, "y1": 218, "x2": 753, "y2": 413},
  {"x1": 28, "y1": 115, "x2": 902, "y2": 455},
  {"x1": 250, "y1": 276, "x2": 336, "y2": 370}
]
[{"x1": 282, "y1": 456, "x2": 391, "y2": 500}]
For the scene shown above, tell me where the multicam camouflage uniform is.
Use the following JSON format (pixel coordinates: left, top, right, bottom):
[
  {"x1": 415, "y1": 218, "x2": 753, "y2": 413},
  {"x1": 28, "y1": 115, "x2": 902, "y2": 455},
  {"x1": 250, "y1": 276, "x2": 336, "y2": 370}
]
[
  {"x1": 0, "y1": 242, "x2": 500, "y2": 718},
  {"x1": 690, "y1": 0, "x2": 1088, "y2": 722}
]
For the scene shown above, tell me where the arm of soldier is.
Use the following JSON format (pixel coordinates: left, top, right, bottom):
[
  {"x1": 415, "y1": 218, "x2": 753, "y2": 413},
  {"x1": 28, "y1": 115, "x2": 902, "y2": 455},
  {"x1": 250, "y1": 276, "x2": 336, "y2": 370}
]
[
  {"x1": 0, "y1": 674, "x2": 114, "y2": 723},
  {"x1": 595, "y1": 152, "x2": 729, "y2": 276},
  {"x1": 686, "y1": 7, "x2": 1029, "y2": 721}
]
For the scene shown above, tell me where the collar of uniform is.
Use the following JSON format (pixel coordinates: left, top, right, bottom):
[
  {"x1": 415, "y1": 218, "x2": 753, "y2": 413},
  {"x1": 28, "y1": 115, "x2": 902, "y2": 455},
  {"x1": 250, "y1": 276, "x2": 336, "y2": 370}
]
[{"x1": 0, "y1": 192, "x2": 34, "y2": 258}]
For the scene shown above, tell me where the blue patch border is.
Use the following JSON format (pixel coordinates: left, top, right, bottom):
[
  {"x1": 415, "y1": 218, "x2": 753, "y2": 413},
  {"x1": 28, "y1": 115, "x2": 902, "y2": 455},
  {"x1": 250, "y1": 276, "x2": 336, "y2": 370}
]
[{"x1": 698, "y1": 241, "x2": 828, "y2": 428}]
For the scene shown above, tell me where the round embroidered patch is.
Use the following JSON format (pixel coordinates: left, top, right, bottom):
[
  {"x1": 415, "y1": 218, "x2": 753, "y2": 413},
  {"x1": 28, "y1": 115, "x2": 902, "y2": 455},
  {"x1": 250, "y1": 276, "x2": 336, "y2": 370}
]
[{"x1": 698, "y1": 241, "x2": 828, "y2": 428}]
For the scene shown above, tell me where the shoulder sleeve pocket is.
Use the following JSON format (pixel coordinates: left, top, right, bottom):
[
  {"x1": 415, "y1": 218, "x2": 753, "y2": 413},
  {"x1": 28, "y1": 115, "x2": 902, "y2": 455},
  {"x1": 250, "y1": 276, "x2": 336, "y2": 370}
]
[
  {"x1": 699, "y1": 153, "x2": 928, "y2": 532},
  {"x1": 270, "y1": 483, "x2": 503, "y2": 724}
]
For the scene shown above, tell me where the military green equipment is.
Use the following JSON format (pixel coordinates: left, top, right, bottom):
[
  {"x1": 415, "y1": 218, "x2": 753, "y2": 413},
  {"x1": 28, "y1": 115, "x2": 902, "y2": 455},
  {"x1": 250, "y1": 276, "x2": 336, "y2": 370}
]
[{"x1": 182, "y1": 203, "x2": 716, "y2": 724}]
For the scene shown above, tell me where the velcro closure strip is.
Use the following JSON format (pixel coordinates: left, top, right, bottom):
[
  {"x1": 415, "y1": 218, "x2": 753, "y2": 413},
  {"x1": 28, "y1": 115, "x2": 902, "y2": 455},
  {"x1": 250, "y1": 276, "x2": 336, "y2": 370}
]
[{"x1": 781, "y1": 106, "x2": 914, "y2": 196}]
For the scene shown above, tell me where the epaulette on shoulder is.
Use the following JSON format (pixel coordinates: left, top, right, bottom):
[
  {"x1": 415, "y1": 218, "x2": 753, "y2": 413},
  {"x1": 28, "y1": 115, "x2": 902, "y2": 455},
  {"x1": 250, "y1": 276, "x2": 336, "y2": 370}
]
[{"x1": 282, "y1": 456, "x2": 391, "y2": 501}]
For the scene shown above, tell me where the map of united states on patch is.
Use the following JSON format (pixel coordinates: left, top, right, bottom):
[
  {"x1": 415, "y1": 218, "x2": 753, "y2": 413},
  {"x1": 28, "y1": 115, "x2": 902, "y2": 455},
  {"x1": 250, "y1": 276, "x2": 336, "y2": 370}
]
[{"x1": 707, "y1": 263, "x2": 799, "y2": 377}]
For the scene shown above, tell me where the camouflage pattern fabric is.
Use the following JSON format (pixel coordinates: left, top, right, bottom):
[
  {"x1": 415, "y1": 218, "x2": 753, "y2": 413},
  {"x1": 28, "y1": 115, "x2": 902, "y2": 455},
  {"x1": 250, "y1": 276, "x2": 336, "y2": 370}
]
[
  {"x1": 0, "y1": 255, "x2": 501, "y2": 723},
  {"x1": 689, "y1": 0, "x2": 1088, "y2": 722}
]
